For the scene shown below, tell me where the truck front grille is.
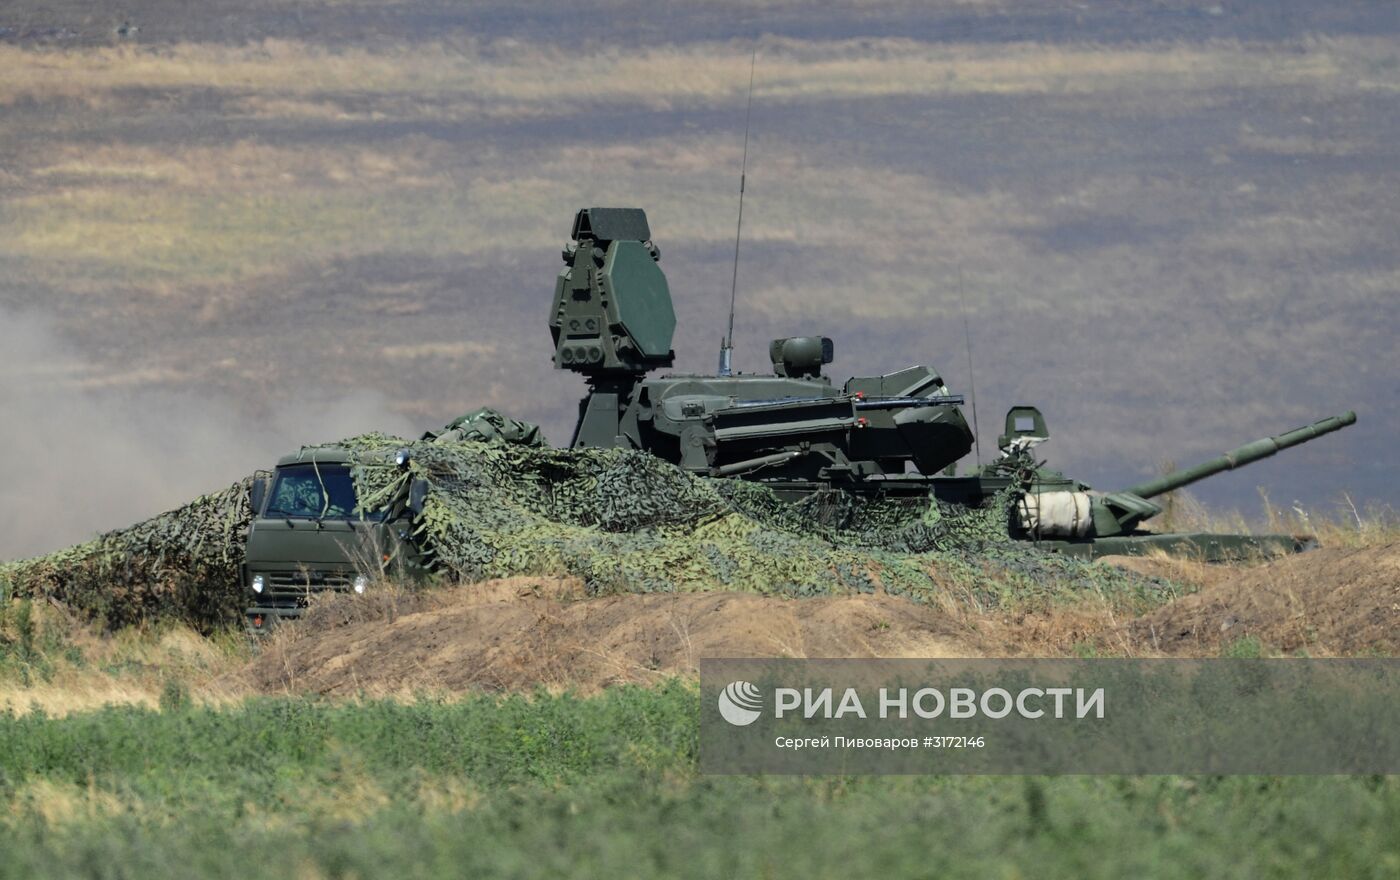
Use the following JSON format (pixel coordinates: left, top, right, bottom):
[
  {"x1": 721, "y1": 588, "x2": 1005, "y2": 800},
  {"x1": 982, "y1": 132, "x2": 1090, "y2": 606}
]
[{"x1": 260, "y1": 571, "x2": 355, "y2": 609}]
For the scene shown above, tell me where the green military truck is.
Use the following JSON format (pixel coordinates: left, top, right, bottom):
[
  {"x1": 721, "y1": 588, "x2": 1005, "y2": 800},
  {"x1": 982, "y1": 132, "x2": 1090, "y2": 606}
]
[
  {"x1": 242, "y1": 408, "x2": 542, "y2": 631},
  {"x1": 242, "y1": 446, "x2": 429, "y2": 631}
]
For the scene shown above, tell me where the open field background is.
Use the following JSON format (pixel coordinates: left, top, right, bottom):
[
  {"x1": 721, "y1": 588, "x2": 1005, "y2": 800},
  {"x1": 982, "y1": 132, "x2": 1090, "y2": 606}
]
[
  {"x1": 0, "y1": 685, "x2": 1394, "y2": 880},
  {"x1": 1, "y1": 0, "x2": 1397, "y2": 557}
]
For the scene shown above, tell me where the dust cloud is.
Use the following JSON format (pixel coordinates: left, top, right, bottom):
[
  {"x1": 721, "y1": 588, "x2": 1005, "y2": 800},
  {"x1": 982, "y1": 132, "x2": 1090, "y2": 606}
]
[{"x1": 0, "y1": 308, "x2": 416, "y2": 560}]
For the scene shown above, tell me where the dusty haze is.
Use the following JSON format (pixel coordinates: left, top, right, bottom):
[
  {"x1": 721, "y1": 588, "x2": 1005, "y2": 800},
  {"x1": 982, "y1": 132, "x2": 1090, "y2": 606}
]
[{"x1": 0, "y1": 308, "x2": 414, "y2": 557}]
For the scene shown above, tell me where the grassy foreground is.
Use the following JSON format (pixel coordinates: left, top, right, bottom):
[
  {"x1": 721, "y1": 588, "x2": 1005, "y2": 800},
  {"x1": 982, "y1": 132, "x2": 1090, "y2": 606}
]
[{"x1": 0, "y1": 683, "x2": 1395, "y2": 880}]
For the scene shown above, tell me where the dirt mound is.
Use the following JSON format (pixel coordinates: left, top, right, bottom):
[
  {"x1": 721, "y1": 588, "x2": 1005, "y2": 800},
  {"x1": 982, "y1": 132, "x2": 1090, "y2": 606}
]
[
  {"x1": 241, "y1": 578, "x2": 980, "y2": 695},
  {"x1": 1131, "y1": 541, "x2": 1400, "y2": 655},
  {"x1": 238, "y1": 542, "x2": 1397, "y2": 697}
]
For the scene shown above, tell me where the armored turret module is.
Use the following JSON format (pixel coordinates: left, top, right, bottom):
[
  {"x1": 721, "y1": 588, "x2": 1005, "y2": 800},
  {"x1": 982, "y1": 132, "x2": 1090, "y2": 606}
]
[
  {"x1": 551, "y1": 207, "x2": 975, "y2": 499},
  {"x1": 550, "y1": 207, "x2": 1357, "y2": 559}
]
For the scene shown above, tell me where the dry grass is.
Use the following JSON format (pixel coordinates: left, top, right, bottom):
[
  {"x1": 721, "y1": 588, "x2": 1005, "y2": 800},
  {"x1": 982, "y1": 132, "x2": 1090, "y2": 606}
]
[
  {"x1": 237, "y1": 577, "x2": 985, "y2": 697},
  {"x1": 5, "y1": 780, "x2": 132, "y2": 825},
  {"x1": 0, "y1": 603, "x2": 251, "y2": 716},
  {"x1": 1158, "y1": 487, "x2": 1400, "y2": 549},
  {"x1": 1, "y1": 761, "x2": 486, "y2": 830}
]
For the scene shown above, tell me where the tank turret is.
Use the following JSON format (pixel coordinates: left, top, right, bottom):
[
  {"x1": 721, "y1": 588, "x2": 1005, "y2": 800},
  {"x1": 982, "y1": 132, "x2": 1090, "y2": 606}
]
[{"x1": 552, "y1": 208, "x2": 975, "y2": 494}]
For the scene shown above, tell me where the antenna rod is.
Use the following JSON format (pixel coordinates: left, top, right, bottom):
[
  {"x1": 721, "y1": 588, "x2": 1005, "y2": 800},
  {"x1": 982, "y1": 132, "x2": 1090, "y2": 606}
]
[
  {"x1": 719, "y1": 48, "x2": 756, "y2": 377},
  {"x1": 958, "y1": 265, "x2": 982, "y2": 466}
]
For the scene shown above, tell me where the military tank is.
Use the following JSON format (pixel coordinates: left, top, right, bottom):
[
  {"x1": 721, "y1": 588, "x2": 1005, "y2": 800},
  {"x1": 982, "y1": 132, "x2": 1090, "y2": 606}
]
[{"x1": 551, "y1": 207, "x2": 1357, "y2": 559}]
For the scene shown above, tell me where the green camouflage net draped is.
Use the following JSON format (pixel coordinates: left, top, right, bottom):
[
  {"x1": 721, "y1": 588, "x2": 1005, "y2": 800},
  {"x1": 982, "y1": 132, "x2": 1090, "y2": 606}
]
[
  {"x1": 344, "y1": 436, "x2": 1170, "y2": 609},
  {"x1": 0, "y1": 480, "x2": 252, "y2": 629},
  {"x1": 0, "y1": 436, "x2": 1171, "y2": 630}
]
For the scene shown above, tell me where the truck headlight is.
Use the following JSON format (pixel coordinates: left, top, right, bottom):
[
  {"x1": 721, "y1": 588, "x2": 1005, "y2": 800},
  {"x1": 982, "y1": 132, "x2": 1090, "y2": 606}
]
[
  {"x1": 251, "y1": 575, "x2": 265, "y2": 594},
  {"x1": 353, "y1": 575, "x2": 368, "y2": 595}
]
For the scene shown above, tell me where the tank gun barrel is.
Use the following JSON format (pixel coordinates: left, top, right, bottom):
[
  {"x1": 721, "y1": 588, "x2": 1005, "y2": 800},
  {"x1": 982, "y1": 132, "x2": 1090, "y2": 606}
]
[{"x1": 1122, "y1": 411, "x2": 1356, "y2": 500}]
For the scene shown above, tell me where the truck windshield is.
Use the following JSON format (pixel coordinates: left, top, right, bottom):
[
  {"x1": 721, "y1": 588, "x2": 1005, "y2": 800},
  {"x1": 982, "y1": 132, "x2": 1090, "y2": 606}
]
[{"x1": 263, "y1": 464, "x2": 384, "y2": 521}]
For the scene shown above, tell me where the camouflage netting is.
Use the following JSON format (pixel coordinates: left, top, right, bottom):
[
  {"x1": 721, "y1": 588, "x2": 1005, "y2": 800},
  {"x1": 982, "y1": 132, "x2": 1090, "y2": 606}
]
[
  {"x1": 348, "y1": 435, "x2": 1173, "y2": 607},
  {"x1": 0, "y1": 480, "x2": 252, "y2": 630},
  {"x1": 0, "y1": 434, "x2": 1175, "y2": 631}
]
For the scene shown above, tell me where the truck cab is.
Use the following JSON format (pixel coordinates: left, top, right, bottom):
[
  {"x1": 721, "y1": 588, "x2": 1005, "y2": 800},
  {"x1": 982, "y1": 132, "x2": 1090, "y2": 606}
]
[{"x1": 243, "y1": 446, "x2": 427, "y2": 631}]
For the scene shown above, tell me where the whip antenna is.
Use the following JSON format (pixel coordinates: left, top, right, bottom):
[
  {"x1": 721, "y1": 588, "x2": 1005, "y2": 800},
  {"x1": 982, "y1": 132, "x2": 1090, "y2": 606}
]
[
  {"x1": 958, "y1": 265, "x2": 982, "y2": 466},
  {"x1": 719, "y1": 48, "x2": 756, "y2": 377}
]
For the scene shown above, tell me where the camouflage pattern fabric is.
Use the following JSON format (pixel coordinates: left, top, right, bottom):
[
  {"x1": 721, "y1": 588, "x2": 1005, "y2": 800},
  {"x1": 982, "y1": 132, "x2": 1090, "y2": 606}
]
[
  {"x1": 344, "y1": 435, "x2": 1171, "y2": 610},
  {"x1": 421, "y1": 407, "x2": 546, "y2": 447},
  {"x1": 1, "y1": 435, "x2": 1172, "y2": 631},
  {"x1": 0, "y1": 481, "x2": 252, "y2": 630}
]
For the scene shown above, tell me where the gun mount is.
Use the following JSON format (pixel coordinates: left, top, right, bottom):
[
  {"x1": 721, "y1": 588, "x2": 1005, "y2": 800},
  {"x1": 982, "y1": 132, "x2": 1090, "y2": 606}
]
[
  {"x1": 971, "y1": 407, "x2": 1360, "y2": 559},
  {"x1": 553, "y1": 208, "x2": 974, "y2": 494}
]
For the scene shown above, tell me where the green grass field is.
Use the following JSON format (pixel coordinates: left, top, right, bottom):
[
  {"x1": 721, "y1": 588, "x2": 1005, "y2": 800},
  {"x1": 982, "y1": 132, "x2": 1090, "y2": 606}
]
[{"x1": 0, "y1": 684, "x2": 1395, "y2": 879}]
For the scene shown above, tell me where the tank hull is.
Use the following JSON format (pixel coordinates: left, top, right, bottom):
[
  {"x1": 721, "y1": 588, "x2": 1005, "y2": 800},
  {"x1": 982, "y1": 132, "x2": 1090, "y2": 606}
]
[{"x1": 1028, "y1": 532, "x2": 1313, "y2": 562}]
